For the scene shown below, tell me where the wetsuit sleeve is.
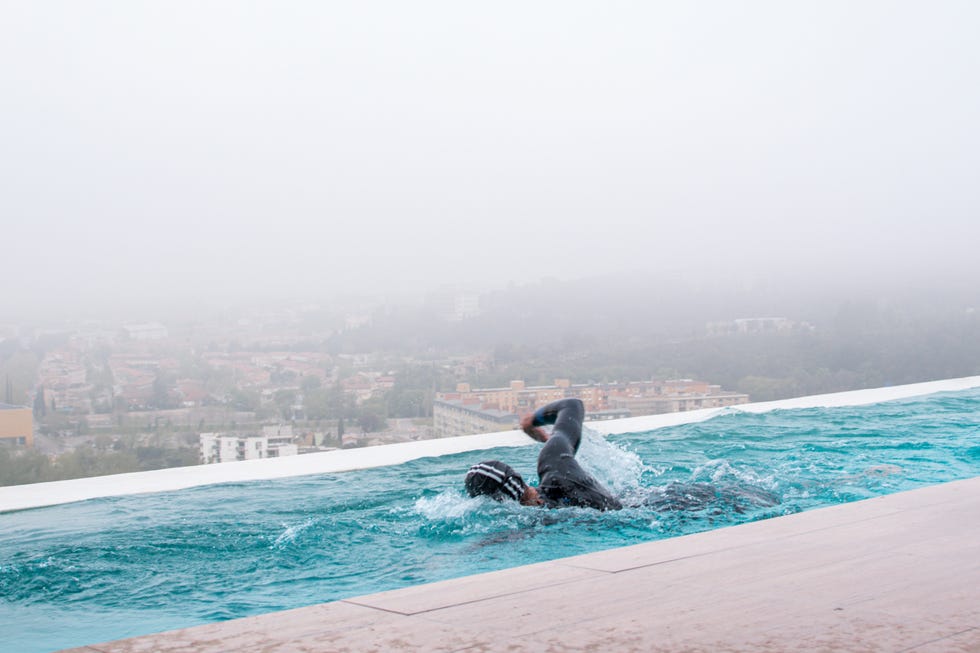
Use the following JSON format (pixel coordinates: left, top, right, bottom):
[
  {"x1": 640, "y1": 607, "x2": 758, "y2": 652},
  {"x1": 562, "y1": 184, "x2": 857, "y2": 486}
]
[{"x1": 531, "y1": 398, "x2": 585, "y2": 453}]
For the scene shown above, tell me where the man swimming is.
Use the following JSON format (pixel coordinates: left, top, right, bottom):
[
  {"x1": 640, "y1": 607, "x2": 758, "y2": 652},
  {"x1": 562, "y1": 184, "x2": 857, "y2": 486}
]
[{"x1": 465, "y1": 398, "x2": 622, "y2": 510}]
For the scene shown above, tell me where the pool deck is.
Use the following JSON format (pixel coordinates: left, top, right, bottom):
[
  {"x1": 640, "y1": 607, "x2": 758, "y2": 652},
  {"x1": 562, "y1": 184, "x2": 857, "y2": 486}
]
[{"x1": 61, "y1": 474, "x2": 980, "y2": 653}]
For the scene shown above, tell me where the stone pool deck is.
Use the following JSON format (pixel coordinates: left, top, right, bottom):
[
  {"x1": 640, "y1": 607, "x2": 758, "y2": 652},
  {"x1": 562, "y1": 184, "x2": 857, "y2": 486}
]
[{"x1": 62, "y1": 475, "x2": 980, "y2": 653}]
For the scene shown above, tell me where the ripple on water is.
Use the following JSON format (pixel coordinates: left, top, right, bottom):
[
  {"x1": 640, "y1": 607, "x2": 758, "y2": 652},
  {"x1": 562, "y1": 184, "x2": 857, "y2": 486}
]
[{"x1": 3, "y1": 387, "x2": 980, "y2": 653}]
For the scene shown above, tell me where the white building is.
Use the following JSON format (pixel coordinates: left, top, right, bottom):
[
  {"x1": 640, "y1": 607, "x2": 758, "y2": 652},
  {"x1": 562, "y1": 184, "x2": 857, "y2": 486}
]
[
  {"x1": 706, "y1": 317, "x2": 807, "y2": 337},
  {"x1": 200, "y1": 426, "x2": 298, "y2": 464},
  {"x1": 263, "y1": 424, "x2": 298, "y2": 457},
  {"x1": 263, "y1": 424, "x2": 293, "y2": 440},
  {"x1": 429, "y1": 290, "x2": 482, "y2": 322},
  {"x1": 200, "y1": 433, "x2": 241, "y2": 464},
  {"x1": 122, "y1": 322, "x2": 169, "y2": 341},
  {"x1": 449, "y1": 293, "x2": 480, "y2": 321}
]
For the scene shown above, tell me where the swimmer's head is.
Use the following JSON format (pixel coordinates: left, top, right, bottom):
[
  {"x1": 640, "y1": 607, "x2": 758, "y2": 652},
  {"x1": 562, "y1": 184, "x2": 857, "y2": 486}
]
[{"x1": 465, "y1": 460, "x2": 542, "y2": 506}]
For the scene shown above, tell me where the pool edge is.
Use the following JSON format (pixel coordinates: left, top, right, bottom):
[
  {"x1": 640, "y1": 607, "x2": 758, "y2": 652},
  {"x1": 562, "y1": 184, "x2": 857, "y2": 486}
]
[{"x1": 4, "y1": 374, "x2": 980, "y2": 512}]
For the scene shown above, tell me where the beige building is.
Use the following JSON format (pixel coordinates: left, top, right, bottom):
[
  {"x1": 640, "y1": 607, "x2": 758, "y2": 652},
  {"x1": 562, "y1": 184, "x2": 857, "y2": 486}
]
[
  {"x1": 433, "y1": 378, "x2": 748, "y2": 438},
  {"x1": 609, "y1": 391, "x2": 748, "y2": 414},
  {"x1": 608, "y1": 379, "x2": 749, "y2": 414},
  {"x1": 447, "y1": 379, "x2": 588, "y2": 415},
  {"x1": 0, "y1": 404, "x2": 33, "y2": 447}
]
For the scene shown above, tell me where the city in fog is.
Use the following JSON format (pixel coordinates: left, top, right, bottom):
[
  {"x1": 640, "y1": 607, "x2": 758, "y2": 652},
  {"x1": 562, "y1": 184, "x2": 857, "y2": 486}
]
[{"x1": 2, "y1": 1, "x2": 979, "y2": 483}]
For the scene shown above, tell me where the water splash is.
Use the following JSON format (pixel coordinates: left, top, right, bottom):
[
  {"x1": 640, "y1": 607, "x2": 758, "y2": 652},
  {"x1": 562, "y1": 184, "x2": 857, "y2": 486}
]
[
  {"x1": 414, "y1": 490, "x2": 480, "y2": 521},
  {"x1": 576, "y1": 426, "x2": 647, "y2": 494}
]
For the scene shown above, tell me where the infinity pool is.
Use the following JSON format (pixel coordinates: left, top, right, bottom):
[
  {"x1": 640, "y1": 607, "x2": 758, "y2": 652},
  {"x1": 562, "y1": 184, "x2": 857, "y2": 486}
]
[{"x1": 2, "y1": 388, "x2": 979, "y2": 653}]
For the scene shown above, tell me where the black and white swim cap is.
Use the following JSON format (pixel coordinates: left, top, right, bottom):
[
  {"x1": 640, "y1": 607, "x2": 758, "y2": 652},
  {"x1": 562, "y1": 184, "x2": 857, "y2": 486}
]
[{"x1": 465, "y1": 460, "x2": 527, "y2": 502}]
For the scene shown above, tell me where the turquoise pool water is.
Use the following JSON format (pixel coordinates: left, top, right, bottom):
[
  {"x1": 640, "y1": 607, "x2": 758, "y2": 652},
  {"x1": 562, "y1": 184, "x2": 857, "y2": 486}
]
[{"x1": 2, "y1": 388, "x2": 979, "y2": 653}]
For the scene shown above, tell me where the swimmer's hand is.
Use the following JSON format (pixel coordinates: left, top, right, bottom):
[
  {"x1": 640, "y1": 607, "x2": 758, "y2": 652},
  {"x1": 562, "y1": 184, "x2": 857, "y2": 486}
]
[{"x1": 520, "y1": 413, "x2": 549, "y2": 443}]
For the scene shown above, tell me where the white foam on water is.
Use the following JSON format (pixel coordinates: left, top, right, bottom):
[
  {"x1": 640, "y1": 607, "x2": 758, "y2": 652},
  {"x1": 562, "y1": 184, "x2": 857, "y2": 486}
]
[
  {"x1": 414, "y1": 491, "x2": 479, "y2": 521},
  {"x1": 272, "y1": 518, "x2": 316, "y2": 548},
  {"x1": 3, "y1": 375, "x2": 979, "y2": 512},
  {"x1": 576, "y1": 427, "x2": 647, "y2": 494},
  {"x1": 412, "y1": 491, "x2": 546, "y2": 538},
  {"x1": 689, "y1": 458, "x2": 778, "y2": 490}
]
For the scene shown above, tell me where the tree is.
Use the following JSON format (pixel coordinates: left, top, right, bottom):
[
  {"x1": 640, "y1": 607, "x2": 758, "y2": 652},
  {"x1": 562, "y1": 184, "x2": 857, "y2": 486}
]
[
  {"x1": 152, "y1": 373, "x2": 175, "y2": 409},
  {"x1": 0, "y1": 448, "x2": 52, "y2": 486},
  {"x1": 0, "y1": 350, "x2": 40, "y2": 406},
  {"x1": 380, "y1": 363, "x2": 456, "y2": 419},
  {"x1": 385, "y1": 387, "x2": 429, "y2": 418},
  {"x1": 274, "y1": 389, "x2": 297, "y2": 420},
  {"x1": 229, "y1": 388, "x2": 260, "y2": 412},
  {"x1": 300, "y1": 375, "x2": 322, "y2": 392},
  {"x1": 357, "y1": 396, "x2": 388, "y2": 433},
  {"x1": 302, "y1": 387, "x2": 333, "y2": 420},
  {"x1": 357, "y1": 410, "x2": 387, "y2": 433}
]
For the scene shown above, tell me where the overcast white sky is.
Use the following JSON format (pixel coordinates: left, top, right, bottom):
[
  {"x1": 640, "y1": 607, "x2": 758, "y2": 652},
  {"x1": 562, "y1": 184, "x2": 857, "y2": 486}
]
[{"x1": 2, "y1": 1, "x2": 978, "y2": 318}]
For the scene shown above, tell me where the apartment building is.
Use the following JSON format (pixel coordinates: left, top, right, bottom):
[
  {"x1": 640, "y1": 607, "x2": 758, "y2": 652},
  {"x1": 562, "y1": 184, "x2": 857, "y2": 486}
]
[
  {"x1": 432, "y1": 399, "x2": 518, "y2": 439},
  {"x1": 200, "y1": 425, "x2": 299, "y2": 464},
  {"x1": 0, "y1": 404, "x2": 32, "y2": 447},
  {"x1": 433, "y1": 378, "x2": 747, "y2": 438}
]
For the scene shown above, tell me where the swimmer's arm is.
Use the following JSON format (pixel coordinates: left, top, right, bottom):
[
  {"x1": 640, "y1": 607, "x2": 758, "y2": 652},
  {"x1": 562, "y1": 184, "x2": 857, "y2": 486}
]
[
  {"x1": 520, "y1": 412, "x2": 549, "y2": 442},
  {"x1": 521, "y1": 398, "x2": 585, "y2": 445},
  {"x1": 529, "y1": 398, "x2": 582, "y2": 426}
]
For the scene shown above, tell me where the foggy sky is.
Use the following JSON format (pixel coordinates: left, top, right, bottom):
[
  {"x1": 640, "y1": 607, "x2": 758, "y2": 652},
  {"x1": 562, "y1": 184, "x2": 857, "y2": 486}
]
[{"x1": 2, "y1": 1, "x2": 979, "y2": 319}]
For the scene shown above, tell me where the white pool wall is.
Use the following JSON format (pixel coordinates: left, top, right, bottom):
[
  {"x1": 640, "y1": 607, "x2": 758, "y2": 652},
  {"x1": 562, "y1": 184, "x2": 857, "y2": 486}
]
[{"x1": 2, "y1": 375, "x2": 979, "y2": 513}]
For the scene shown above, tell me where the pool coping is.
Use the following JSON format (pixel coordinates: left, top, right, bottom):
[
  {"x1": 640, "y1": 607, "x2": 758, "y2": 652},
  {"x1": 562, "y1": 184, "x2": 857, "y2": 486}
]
[
  {"x1": 59, "y1": 474, "x2": 980, "y2": 652},
  {"x1": 3, "y1": 375, "x2": 980, "y2": 513}
]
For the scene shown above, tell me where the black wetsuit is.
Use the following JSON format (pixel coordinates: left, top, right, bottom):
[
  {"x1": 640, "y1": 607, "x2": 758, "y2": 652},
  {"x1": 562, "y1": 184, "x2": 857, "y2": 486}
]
[{"x1": 533, "y1": 398, "x2": 622, "y2": 511}]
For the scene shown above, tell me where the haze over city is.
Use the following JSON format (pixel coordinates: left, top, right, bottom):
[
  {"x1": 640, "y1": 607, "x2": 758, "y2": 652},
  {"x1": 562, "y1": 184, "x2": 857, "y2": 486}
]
[
  {"x1": 4, "y1": 6, "x2": 980, "y2": 652},
  {"x1": 3, "y1": 1, "x2": 979, "y2": 320}
]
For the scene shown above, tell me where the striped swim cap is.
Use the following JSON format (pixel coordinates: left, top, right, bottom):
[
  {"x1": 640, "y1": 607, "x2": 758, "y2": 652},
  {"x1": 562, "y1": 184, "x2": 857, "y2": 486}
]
[{"x1": 465, "y1": 460, "x2": 527, "y2": 502}]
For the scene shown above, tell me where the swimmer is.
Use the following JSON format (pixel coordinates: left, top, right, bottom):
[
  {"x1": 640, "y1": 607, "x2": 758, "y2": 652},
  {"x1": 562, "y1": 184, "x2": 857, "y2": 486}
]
[
  {"x1": 465, "y1": 398, "x2": 780, "y2": 514},
  {"x1": 465, "y1": 398, "x2": 622, "y2": 511}
]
